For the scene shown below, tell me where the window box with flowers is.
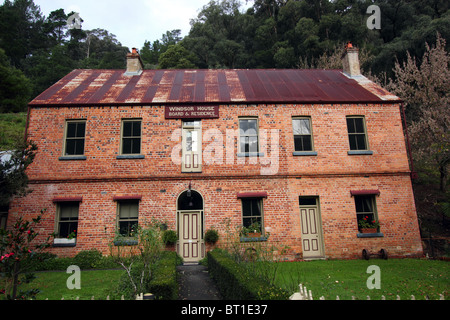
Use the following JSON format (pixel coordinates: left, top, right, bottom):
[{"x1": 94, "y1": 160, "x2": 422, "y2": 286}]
[
  {"x1": 354, "y1": 195, "x2": 384, "y2": 238},
  {"x1": 53, "y1": 230, "x2": 77, "y2": 247},
  {"x1": 357, "y1": 217, "x2": 383, "y2": 238},
  {"x1": 239, "y1": 222, "x2": 270, "y2": 242}
]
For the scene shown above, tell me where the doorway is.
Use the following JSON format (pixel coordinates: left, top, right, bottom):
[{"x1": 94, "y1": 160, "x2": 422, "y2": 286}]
[
  {"x1": 177, "y1": 189, "x2": 205, "y2": 263},
  {"x1": 299, "y1": 197, "x2": 325, "y2": 259}
]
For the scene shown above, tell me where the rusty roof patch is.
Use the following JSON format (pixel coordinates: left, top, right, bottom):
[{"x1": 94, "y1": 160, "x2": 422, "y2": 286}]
[{"x1": 29, "y1": 69, "x2": 399, "y2": 107}]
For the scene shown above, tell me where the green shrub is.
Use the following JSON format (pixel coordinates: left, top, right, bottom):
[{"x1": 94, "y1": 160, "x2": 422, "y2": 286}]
[
  {"x1": 73, "y1": 249, "x2": 103, "y2": 270},
  {"x1": 117, "y1": 251, "x2": 182, "y2": 300},
  {"x1": 25, "y1": 251, "x2": 117, "y2": 271},
  {"x1": 207, "y1": 249, "x2": 289, "y2": 300},
  {"x1": 25, "y1": 253, "x2": 73, "y2": 271},
  {"x1": 148, "y1": 252, "x2": 180, "y2": 300},
  {"x1": 162, "y1": 230, "x2": 178, "y2": 245},
  {"x1": 205, "y1": 229, "x2": 219, "y2": 244}
]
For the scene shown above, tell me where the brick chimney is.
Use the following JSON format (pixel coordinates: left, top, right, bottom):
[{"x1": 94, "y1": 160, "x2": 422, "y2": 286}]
[
  {"x1": 125, "y1": 48, "x2": 144, "y2": 76},
  {"x1": 342, "y1": 42, "x2": 361, "y2": 77}
]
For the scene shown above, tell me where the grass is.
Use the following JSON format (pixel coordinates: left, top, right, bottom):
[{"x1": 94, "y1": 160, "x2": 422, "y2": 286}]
[
  {"x1": 4, "y1": 258, "x2": 449, "y2": 300},
  {"x1": 0, "y1": 112, "x2": 27, "y2": 150},
  {"x1": 272, "y1": 259, "x2": 449, "y2": 300},
  {"x1": 20, "y1": 269, "x2": 125, "y2": 300}
]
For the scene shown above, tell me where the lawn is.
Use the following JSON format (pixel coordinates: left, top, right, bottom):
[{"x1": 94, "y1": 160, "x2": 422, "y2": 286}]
[
  {"x1": 5, "y1": 258, "x2": 449, "y2": 301},
  {"x1": 21, "y1": 269, "x2": 125, "y2": 300},
  {"x1": 272, "y1": 259, "x2": 449, "y2": 300},
  {"x1": 0, "y1": 112, "x2": 27, "y2": 150}
]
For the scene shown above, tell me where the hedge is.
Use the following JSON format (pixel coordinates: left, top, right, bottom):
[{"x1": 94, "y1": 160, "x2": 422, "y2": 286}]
[
  {"x1": 147, "y1": 251, "x2": 182, "y2": 300},
  {"x1": 207, "y1": 249, "x2": 289, "y2": 300},
  {"x1": 25, "y1": 250, "x2": 118, "y2": 271}
]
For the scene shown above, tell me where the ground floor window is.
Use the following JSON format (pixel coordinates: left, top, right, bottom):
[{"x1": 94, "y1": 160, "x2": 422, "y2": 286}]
[
  {"x1": 0, "y1": 206, "x2": 8, "y2": 230},
  {"x1": 354, "y1": 195, "x2": 379, "y2": 232},
  {"x1": 241, "y1": 198, "x2": 264, "y2": 236},
  {"x1": 56, "y1": 202, "x2": 79, "y2": 239},
  {"x1": 117, "y1": 200, "x2": 139, "y2": 237}
]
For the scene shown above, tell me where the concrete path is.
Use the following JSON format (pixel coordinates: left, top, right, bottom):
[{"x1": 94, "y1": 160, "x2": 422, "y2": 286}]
[{"x1": 177, "y1": 264, "x2": 222, "y2": 300}]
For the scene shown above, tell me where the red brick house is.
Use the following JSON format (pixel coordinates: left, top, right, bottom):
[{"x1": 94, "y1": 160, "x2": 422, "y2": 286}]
[{"x1": 7, "y1": 46, "x2": 423, "y2": 261}]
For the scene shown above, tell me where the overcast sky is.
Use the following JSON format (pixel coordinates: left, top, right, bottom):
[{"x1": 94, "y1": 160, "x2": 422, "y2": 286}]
[{"x1": 30, "y1": 0, "x2": 254, "y2": 50}]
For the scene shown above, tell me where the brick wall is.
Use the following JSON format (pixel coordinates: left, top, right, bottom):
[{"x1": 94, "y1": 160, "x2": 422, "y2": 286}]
[
  {"x1": 25, "y1": 103, "x2": 410, "y2": 181},
  {"x1": 8, "y1": 174, "x2": 422, "y2": 259},
  {"x1": 7, "y1": 103, "x2": 422, "y2": 259}
]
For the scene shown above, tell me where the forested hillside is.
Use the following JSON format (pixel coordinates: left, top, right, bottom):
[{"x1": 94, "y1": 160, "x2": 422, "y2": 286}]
[
  {"x1": 0, "y1": 0, "x2": 448, "y2": 252},
  {"x1": 0, "y1": 0, "x2": 448, "y2": 112}
]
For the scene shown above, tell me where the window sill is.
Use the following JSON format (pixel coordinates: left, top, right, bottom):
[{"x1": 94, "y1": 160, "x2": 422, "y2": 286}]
[
  {"x1": 237, "y1": 152, "x2": 265, "y2": 158},
  {"x1": 348, "y1": 150, "x2": 373, "y2": 155},
  {"x1": 59, "y1": 156, "x2": 87, "y2": 161},
  {"x1": 53, "y1": 238, "x2": 77, "y2": 247},
  {"x1": 240, "y1": 236, "x2": 269, "y2": 242},
  {"x1": 116, "y1": 155, "x2": 145, "y2": 160},
  {"x1": 114, "y1": 239, "x2": 138, "y2": 246},
  {"x1": 293, "y1": 151, "x2": 318, "y2": 156},
  {"x1": 357, "y1": 232, "x2": 384, "y2": 238}
]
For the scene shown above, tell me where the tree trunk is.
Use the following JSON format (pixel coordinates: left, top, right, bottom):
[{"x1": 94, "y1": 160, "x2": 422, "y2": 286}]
[
  {"x1": 12, "y1": 261, "x2": 19, "y2": 300},
  {"x1": 439, "y1": 164, "x2": 447, "y2": 192}
]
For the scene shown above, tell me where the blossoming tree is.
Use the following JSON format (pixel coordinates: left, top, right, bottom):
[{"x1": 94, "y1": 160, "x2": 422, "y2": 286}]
[{"x1": 0, "y1": 209, "x2": 51, "y2": 300}]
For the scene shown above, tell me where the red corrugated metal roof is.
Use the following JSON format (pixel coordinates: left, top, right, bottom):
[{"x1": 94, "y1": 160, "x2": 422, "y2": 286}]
[{"x1": 29, "y1": 69, "x2": 399, "y2": 107}]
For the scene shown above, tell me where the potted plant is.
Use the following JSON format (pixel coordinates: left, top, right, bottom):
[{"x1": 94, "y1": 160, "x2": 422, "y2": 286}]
[
  {"x1": 204, "y1": 229, "x2": 219, "y2": 244},
  {"x1": 162, "y1": 230, "x2": 178, "y2": 246},
  {"x1": 241, "y1": 222, "x2": 262, "y2": 238},
  {"x1": 358, "y1": 216, "x2": 380, "y2": 233}
]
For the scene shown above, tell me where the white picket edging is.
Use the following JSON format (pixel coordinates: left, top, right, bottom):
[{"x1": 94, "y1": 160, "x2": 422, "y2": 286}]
[
  {"x1": 46, "y1": 295, "x2": 125, "y2": 300},
  {"x1": 289, "y1": 284, "x2": 313, "y2": 300},
  {"x1": 289, "y1": 283, "x2": 446, "y2": 301}
]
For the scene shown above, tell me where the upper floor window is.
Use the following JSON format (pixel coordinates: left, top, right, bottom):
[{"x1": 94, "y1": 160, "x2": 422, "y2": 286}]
[
  {"x1": 239, "y1": 118, "x2": 259, "y2": 154},
  {"x1": 121, "y1": 119, "x2": 142, "y2": 155},
  {"x1": 293, "y1": 117, "x2": 314, "y2": 152},
  {"x1": 64, "y1": 120, "x2": 86, "y2": 156},
  {"x1": 346, "y1": 116, "x2": 369, "y2": 151}
]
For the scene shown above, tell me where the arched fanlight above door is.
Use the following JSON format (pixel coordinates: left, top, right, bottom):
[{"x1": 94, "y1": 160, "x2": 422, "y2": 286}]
[{"x1": 177, "y1": 189, "x2": 203, "y2": 211}]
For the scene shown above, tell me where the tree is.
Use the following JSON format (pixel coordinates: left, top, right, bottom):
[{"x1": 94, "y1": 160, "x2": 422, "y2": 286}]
[
  {"x1": 0, "y1": 140, "x2": 37, "y2": 206},
  {"x1": 22, "y1": 45, "x2": 76, "y2": 98},
  {"x1": 81, "y1": 29, "x2": 128, "y2": 69},
  {"x1": 0, "y1": 49, "x2": 32, "y2": 113},
  {"x1": 42, "y1": 9, "x2": 69, "y2": 47},
  {"x1": 140, "y1": 30, "x2": 183, "y2": 68},
  {"x1": 110, "y1": 221, "x2": 164, "y2": 299},
  {"x1": 158, "y1": 44, "x2": 197, "y2": 69},
  {"x1": 388, "y1": 34, "x2": 449, "y2": 191},
  {"x1": 0, "y1": 209, "x2": 51, "y2": 300},
  {"x1": 0, "y1": 0, "x2": 45, "y2": 68}
]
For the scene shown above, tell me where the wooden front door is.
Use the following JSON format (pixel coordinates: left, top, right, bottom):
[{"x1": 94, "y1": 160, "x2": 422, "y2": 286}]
[
  {"x1": 300, "y1": 198, "x2": 324, "y2": 259},
  {"x1": 178, "y1": 211, "x2": 204, "y2": 263}
]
